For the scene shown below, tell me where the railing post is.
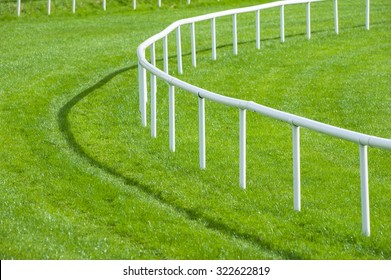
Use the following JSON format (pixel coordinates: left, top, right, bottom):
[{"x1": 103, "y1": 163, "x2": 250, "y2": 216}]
[
  {"x1": 366, "y1": 0, "x2": 370, "y2": 30},
  {"x1": 198, "y1": 96, "x2": 206, "y2": 169},
  {"x1": 72, "y1": 0, "x2": 76, "y2": 13},
  {"x1": 150, "y1": 43, "x2": 157, "y2": 138},
  {"x1": 280, "y1": 5, "x2": 285, "y2": 43},
  {"x1": 334, "y1": 0, "x2": 339, "y2": 34},
  {"x1": 190, "y1": 22, "x2": 197, "y2": 67},
  {"x1": 158, "y1": 0, "x2": 161, "y2": 8},
  {"x1": 103, "y1": 0, "x2": 106, "y2": 11},
  {"x1": 176, "y1": 26, "x2": 183, "y2": 74},
  {"x1": 48, "y1": 0, "x2": 51, "y2": 15},
  {"x1": 138, "y1": 62, "x2": 147, "y2": 127},
  {"x1": 292, "y1": 125, "x2": 301, "y2": 211},
  {"x1": 306, "y1": 2, "x2": 311, "y2": 40},
  {"x1": 239, "y1": 109, "x2": 247, "y2": 189},
  {"x1": 17, "y1": 0, "x2": 21, "y2": 16},
  {"x1": 163, "y1": 36, "x2": 169, "y2": 73},
  {"x1": 133, "y1": 0, "x2": 136, "y2": 10},
  {"x1": 233, "y1": 14, "x2": 238, "y2": 55},
  {"x1": 211, "y1": 17, "x2": 217, "y2": 60},
  {"x1": 169, "y1": 85, "x2": 175, "y2": 152},
  {"x1": 359, "y1": 144, "x2": 370, "y2": 236},
  {"x1": 187, "y1": 0, "x2": 191, "y2": 4},
  {"x1": 256, "y1": 10, "x2": 261, "y2": 49}
]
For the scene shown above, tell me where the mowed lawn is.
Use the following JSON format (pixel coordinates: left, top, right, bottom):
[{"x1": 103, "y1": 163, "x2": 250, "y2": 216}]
[{"x1": 0, "y1": 0, "x2": 390, "y2": 259}]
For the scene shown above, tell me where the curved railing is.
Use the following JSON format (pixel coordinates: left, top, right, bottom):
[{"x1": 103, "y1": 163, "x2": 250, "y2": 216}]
[
  {"x1": 137, "y1": 0, "x2": 388, "y2": 236},
  {"x1": 16, "y1": 0, "x2": 102, "y2": 16},
  {"x1": 132, "y1": 0, "x2": 192, "y2": 10},
  {"x1": 15, "y1": 0, "x2": 191, "y2": 16}
]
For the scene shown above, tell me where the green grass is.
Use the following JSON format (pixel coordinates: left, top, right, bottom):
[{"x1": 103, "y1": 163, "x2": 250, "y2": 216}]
[{"x1": 0, "y1": 0, "x2": 390, "y2": 259}]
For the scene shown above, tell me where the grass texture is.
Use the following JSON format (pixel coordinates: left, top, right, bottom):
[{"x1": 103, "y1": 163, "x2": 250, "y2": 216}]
[{"x1": 0, "y1": 0, "x2": 390, "y2": 259}]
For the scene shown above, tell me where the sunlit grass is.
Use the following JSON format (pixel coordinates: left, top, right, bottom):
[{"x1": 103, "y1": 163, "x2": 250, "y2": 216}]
[{"x1": 0, "y1": 0, "x2": 390, "y2": 259}]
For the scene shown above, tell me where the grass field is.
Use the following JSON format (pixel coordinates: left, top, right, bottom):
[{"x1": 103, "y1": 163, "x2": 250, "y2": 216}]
[{"x1": 0, "y1": 0, "x2": 390, "y2": 259}]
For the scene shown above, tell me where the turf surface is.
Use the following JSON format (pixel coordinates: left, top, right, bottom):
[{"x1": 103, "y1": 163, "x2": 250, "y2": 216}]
[{"x1": 0, "y1": 0, "x2": 390, "y2": 259}]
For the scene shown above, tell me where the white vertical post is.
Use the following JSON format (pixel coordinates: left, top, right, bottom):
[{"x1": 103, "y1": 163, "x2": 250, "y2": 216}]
[
  {"x1": 17, "y1": 0, "x2": 21, "y2": 16},
  {"x1": 306, "y1": 2, "x2": 311, "y2": 40},
  {"x1": 103, "y1": 0, "x2": 106, "y2": 11},
  {"x1": 72, "y1": 0, "x2": 76, "y2": 14},
  {"x1": 334, "y1": 0, "x2": 339, "y2": 35},
  {"x1": 211, "y1": 17, "x2": 217, "y2": 60},
  {"x1": 138, "y1": 63, "x2": 143, "y2": 114},
  {"x1": 366, "y1": 0, "x2": 370, "y2": 30},
  {"x1": 158, "y1": 0, "x2": 161, "y2": 8},
  {"x1": 359, "y1": 144, "x2": 370, "y2": 236},
  {"x1": 256, "y1": 10, "x2": 261, "y2": 49},
  {"x1": 138, "y1": 63, "x2": 147, "y2": 127},
  {"x1": 133, "y1": 0, "x2": 136, "y2": 10},
  {"x1": 232, "y1": 14, "x2": 238, "y2": 55},
  {"x1": 280, "y1": 5, "x2": 285, "y2": 43},
  {"x1": 190, "y1": 22, "x2": 197, "y2": 67},
  {"x1": 239, "y1": 109, "x2": 246, "y2": 189},
  {"x1": 176, "y1": 26, "x2": 183, "y2": 75},
  {"x1": 150, "y1": 43, "x2": 157, "y2": 138},
  {"x1": 293, "y1": 125, "x2": 301, "y2": 211},
  {"x1": 48, "y1": 0, "x2": 51, "y2": 15},
  {"x1": 187, "y1": 0, "x2": 191, "y2": 4},
  {"x1": 169, "y1": 85, "x2": 175, "y2": 152},
  {"x1": 163, "y1": 36, "x2": 168, "y2": 74},
  {"x1": 198, "y1": 96, "x2": 206, "y2": 169}
]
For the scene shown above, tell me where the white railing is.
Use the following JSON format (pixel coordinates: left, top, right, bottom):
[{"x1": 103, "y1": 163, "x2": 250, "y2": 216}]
[
  {"x1": 133, "y1": 0, "x2": 191, "y2": 10},
  {"x1": 16, "y1": 0, "x2": 101, "y2": 15},
  {"x1": 136, "y1": 0, "x2": 387, "y2": 236},
  {"x1": 15, "y1": 0, "x2": 192, "y2": 16}
]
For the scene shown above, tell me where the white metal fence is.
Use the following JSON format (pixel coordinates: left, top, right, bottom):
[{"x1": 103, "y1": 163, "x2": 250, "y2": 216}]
[
  {"x1": 137, "y1": 0, "x2": 388, "y2": 236},
  {"x1": 13, "y1": 0, "x2": 192, "y2": 16},
  {"x1": 133, "y1": 0, "x2": 192, "y2": 10},
  {"x1": 14, "y1": 0, "x2": 103, "y2": 16}
]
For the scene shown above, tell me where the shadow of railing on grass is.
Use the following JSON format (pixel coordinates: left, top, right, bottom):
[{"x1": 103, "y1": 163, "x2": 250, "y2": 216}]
[
  {"x1": 57, "y1": 61, "x2": 304, "y2": 259},
  {"x1": 57, "y1": 19, "x2": 391, "y2": 258}
]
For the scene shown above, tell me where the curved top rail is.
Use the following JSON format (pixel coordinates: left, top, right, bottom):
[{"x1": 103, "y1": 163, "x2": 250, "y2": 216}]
[
  {"x1": 137, "y1": 0, "x2": 391, "y2": 151},
  {"x1": 138, "y1": 0, "x2": 323, "y2": 59}
]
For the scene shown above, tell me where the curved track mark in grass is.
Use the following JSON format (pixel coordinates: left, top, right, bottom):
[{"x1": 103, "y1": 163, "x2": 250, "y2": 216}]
[{"x1": 57, "y1": 64, "x2": 304, "y2": 259}]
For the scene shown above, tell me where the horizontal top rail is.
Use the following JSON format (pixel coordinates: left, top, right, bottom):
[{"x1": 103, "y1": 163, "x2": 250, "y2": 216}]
[{"x1": 137, "y1": 0, "x2": 391, "y2": 151}]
